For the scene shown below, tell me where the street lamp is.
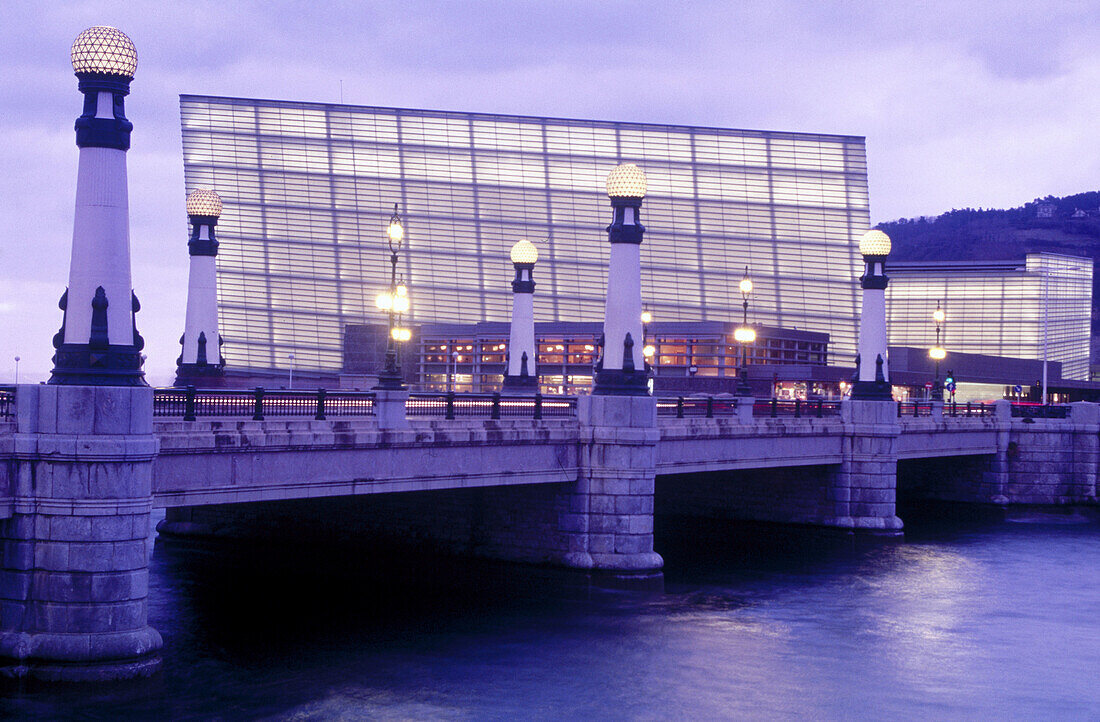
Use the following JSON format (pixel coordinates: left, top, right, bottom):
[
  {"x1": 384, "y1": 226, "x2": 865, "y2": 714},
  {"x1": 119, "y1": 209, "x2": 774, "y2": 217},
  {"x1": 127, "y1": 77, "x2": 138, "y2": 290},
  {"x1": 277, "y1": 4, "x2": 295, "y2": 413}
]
[
  {"x1": 929, "y1": 301, "x2": 945, "y2": 400},
  {"x1": 13, "y1": 356, "x2": 19, "y2": 385},
  {"x1": 640, "y1": 308, "x2": 655, "y2": 367},
  {"x1": 287, "y1": 352, "x2": 294, "y2": 389},
  {"x1": 375, "y1": 204, "x2": 407, "y2": 390},
  {"x1": 734, "y1": 267, "x2": 755, "y2": 396}
]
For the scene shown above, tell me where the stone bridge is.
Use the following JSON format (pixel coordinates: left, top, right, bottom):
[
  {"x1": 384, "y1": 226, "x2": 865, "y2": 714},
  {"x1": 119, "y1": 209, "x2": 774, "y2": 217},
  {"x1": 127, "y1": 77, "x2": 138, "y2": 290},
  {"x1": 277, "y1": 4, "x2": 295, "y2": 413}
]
[{"x1": 0, "y1": 385, "x2": 1096, "y2": 680}]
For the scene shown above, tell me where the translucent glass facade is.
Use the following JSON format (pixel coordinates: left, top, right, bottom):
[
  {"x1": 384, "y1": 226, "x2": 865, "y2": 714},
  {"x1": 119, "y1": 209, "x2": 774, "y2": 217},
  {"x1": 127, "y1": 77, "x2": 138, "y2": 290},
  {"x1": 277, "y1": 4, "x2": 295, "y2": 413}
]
[
  {"x1": 886, "y1": 253, "x2": 1093, "y2": 380},
  {"x1": 180, "y1": 95, "x2": 870, "y2": 375}
]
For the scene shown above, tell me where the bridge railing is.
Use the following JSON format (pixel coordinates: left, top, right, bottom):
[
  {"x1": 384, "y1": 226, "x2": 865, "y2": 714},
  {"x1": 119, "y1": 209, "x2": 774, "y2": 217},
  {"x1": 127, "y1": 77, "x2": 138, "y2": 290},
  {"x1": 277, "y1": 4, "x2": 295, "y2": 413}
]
[
  {"x1": 0, "y1": 386, "x2": 13, "y2": 419},
  {"x1": 1010, "y1": 403, "x2": 1069, "y2": 419},
  {"x1": 406, "y1": 392, "x2": 575, "y2": 420},
  {"x1": 897, "y1": 400, "x2": 994, "y2": 418},
  {"x1": 656, "y1": 396, "x2": 840, "y2": 419},
  {"x1": 656, "y1": 396, "x2": 742, "y2": 418},
  {"x1": 897, "y1": 401, "x2": 934, "y2": 417},
  {"x1": 756, "y1": 398, "x2": 840, "y2": 418},
  {"x1": 153, "y1": 387, "x2": 374, "y2": 421}
]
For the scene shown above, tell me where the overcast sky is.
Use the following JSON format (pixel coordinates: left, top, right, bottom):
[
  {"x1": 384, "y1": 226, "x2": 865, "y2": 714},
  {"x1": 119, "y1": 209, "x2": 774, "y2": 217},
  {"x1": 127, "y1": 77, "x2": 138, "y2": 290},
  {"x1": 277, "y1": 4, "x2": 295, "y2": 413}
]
[{"x1": 1, "y1": 1, "x2": 1098, "y2": 384}]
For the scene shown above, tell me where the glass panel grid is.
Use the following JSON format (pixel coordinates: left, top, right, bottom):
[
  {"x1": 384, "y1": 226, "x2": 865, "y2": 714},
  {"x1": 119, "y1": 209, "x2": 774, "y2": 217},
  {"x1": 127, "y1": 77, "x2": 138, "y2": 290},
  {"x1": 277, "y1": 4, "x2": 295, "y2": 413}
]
[{"x1": 182, "y1": 96, "x2": 869, "y2": 373}]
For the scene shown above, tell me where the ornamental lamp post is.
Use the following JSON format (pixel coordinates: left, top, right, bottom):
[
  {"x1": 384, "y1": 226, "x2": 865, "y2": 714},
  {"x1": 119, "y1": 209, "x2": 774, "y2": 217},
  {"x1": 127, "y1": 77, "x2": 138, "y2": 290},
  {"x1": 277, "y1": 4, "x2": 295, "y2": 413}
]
[
  {"x1": 374, "y1": 205, "x2": 407, "y2": 390},
  {"x1": 851, "y1": 229, "x2": 893, "y2": 400},
  {"x1": 929, "y1": 301, "x2": 946, "y2": 401},
  {"x1": 503, "y1": 239, "x2": 539, "y2": 391},
  {"x1": 175, "y1": 188, "x2": 226, "y2": 387},
  {"x1": 50, "y1": 26, "x2": 146, "y2": 385},
  {"x1": 734, "y1": 267, "x2": 755, "y2": 396},
  {"x1": 593, "y1": 163, "x2": 649, "y2": 395}
]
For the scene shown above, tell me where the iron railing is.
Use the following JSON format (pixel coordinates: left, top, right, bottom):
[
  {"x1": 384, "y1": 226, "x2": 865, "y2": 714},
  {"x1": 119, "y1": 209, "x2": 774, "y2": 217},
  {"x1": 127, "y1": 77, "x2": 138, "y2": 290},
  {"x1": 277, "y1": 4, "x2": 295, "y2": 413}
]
[
  {"x1": 897, "y1": 401, "x2": 934, "y2": 417},
  {"x1": 656, "y1": 396, "x2": 741, "y2": 418},
  {"x1": 153, "y1": 387, "x2": 374, "y2": 421},
  {"x1": 756, "y1": 398, "x2": 841, "y2": 418},
  {"x1": 0, "y1": 386, "x2": 14, "y2": 419},
  {"x1": 898, "y1": 401, "x2": 994, "y2": 418},
  {"x1": 406, "y1": 392, "x2": 575, "y2": 420},
  {"x1": 657, "y1": 396, "x2": 840, "y2": 419},
  {"x1": 1010, "y1": 403, "x2": 1069, "y2": 419}
]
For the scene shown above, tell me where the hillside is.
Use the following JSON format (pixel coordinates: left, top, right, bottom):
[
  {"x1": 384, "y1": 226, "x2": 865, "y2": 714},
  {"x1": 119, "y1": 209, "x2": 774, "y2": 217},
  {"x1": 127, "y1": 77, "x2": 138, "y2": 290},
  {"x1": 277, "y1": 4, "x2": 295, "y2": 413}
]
[{"x1": 878, "y1": 191, "x2": 1100, "y2": 263}]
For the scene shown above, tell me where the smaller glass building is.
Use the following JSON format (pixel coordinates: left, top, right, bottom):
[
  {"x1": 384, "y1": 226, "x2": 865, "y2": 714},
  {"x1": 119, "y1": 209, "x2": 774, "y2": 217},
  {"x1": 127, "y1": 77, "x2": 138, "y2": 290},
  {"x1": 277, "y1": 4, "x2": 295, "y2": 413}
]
[
  {"x1": 886, "y1": 253, "x2": 1093, "y2": 381},
  {"x1": 344, "y1": 321, "x2": 829, "y2": 395}
]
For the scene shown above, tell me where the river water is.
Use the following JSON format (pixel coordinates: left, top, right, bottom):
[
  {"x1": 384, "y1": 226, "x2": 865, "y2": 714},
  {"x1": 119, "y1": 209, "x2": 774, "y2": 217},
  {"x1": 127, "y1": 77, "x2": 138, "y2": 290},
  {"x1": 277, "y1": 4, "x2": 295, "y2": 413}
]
[{"x1": 4, "y1": 508, "x2": 1100, "y2": 720}]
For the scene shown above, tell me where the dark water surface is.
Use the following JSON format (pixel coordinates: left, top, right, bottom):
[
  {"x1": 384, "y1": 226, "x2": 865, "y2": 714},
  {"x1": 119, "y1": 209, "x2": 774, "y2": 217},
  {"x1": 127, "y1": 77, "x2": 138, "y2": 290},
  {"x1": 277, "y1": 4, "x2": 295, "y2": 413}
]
[{"x1": 4, "y1": 510, "x2": 1100, "y2": 720}]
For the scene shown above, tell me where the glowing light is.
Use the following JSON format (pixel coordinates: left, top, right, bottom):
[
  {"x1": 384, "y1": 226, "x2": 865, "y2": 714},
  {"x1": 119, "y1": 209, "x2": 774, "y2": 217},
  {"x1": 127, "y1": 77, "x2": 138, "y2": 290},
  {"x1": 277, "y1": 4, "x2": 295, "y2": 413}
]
[
  {"x1": 392, "y1": 295, "x2": 409, "y2": 313},
  {"x1": 510, "y1": 239, "x2": 539, "y2": 264},
  {"x1": 734, "y1": 326, "x2": 756, "y2": 344},
  {"x1": 186, "y1": 189, "x2": 222, "y2": 218},
  {"x1": 929, "y1": 346, "x2": 947, "y2": 361},
  {"x1": 375, "y1": 292, "x2": 392, "y2": 311},
  {"x1": 640, "y1": 310, "x2": 653, "y2": 324},
  {"x1": 396, "y1": 284, "x2": 407, "y2": 297},
  {"x1": 933, "y1": 308, "x2": 945, "y2": 324},
  {"x1": 391, "y1": 327, "x2": 411, "y2": 342},
  {"x1": 584, "y1": 345, "x2": 594, "y2": 352},
  {"x1": 605, "y1": 163, "x2": 647, "y2": 199},
  {"x1": 859, "y1": 229, "x2": 892, "y2": 256},
  {"x1": 387, "y1": 207, "x2": 404, "y2": 245},
  {"x1": 71, "y1": 26, "x2": 137, "y2": 79},
  {"x1": 643, "y1": 344, "x2": 656, "y2": 358},
  {"x1": 739, "y1": 277, "x2": 753, "y2": 295}
]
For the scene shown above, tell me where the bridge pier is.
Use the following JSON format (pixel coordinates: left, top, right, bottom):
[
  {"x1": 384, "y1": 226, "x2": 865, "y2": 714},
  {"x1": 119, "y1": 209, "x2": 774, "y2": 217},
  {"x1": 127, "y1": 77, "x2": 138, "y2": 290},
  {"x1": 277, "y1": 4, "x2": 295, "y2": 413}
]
[
  {"x1": 0, "y1": 385, "x2": 162, "y2": 681},
  {"x1": 565, "y1": 395, "x2": 663, "y2": 578},
  {"x1": 830, "y1": 399, "x2": 904, "y2": 535}
]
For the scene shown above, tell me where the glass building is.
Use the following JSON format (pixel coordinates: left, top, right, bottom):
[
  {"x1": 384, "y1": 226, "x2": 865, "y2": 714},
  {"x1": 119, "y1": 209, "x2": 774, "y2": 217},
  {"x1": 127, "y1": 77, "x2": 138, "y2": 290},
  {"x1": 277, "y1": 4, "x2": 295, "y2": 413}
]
[
  {"x1": 180, "y1": 95, "x2": 870, "y2": 376},
  {"x1": 886, "y1": 253, "x2": 1093, "y2": 380}
]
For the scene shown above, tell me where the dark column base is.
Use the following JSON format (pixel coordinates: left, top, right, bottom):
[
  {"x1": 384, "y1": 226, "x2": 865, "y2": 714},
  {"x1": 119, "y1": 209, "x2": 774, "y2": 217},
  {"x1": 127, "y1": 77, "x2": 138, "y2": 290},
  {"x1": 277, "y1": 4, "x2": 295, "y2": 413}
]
[
  {"x1": 592, "y1": 368, "x2": 650, "y2": 396},
  {"x1": 502, "y1": 374, "x2": 537, "y2": 392},
  {"x1": 49, "y1": 343, "x2": 147, "y2": 386},
  {"x1": 850, "y1": 379, "x2": 892, "y2": 400},
  {"x1": 174, "y1": 363, "x2": 226, "y2": 388}
]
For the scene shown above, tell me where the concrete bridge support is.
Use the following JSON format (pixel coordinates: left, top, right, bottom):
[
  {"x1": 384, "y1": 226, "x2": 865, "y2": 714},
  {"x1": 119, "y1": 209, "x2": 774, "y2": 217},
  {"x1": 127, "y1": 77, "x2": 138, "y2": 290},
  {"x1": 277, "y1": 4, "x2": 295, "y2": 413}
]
[
  {"x1": 0, "y1": 385, "x2": 161, "y2": 681},
  {"x1": 831, "y1": 400, "x2": 904, "y2": 535}
]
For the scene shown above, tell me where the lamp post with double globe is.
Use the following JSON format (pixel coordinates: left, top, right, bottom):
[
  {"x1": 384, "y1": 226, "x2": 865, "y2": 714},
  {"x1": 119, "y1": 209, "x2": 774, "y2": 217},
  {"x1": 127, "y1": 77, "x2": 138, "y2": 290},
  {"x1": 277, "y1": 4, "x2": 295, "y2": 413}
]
[{"x1": 375, "y1": 205, "x2": 409, "y2": 390}]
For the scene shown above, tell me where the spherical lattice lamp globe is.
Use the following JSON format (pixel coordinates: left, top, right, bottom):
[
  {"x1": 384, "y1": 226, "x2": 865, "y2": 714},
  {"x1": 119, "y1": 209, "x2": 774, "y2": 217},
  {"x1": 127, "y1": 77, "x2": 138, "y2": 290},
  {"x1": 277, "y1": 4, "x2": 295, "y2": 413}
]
[
  {"x1": 859, "y1": 229, "x2": 892, "y2": 257},
  {"x1": 510, "y1": 239, "x2": 539, "y2": 265},
  {"x1": 71, "y1": 26, "x2": 137, "y2": 78},
  {"x1": 605, "y1": 163, "x2": 648, "y2": 199},
  {"x1": 186, "y1": 189, "x2": 222, "y2": 218}
]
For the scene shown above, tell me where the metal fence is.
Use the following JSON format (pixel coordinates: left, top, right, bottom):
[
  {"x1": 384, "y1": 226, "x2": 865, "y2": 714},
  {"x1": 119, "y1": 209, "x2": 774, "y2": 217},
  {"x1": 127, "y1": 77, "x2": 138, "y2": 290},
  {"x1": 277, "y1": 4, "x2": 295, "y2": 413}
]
[
  {"x1": 898, "y1": 401, "x2": 994, "y2": 418},
  {"x1": 0, "y1": 386, "x2": 13, "y2": 419},
  {"x1": 656, "y1": 396, "x2": 840, "y2": 419},
  {"x1": 756, "y1": 398, "x2": 841, "y2": 418},
  {"x1": 1010, "y1": 403, "x2": 1069, "y2": 419},
  {"x1": 406, "y1": 392, "x2": 575, "y2": 420},
  {"x1": 153, "y1": 388, "x2": 574, "y2": 421},
  {"x1": 656, "y1": 396, "x2": 741, "y2": 418},
  {"x1": 153, "y1": 387, "x2": 374, "y2": 421}
]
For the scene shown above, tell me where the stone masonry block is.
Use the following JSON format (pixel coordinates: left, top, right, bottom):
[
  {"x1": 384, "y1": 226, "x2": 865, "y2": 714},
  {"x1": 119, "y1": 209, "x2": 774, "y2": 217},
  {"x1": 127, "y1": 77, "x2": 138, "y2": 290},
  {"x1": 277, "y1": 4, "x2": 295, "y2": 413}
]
[
  {"x1": 615, "y1": 495, "x2": 654, "y2": 515},
  {"x1": 48, "y1": 515, "x2": 93, "y2": 541},
  {"x1": 65, "y1": 543, "x2": 113, "y2": 573},
  {"x1": 89, "y1": 515, "x2": 134, "y2": 542},
  {"x1": 589, "y1": 534, "x2": 615, "y2": 554},
  {"x1": 55, "y1": 386, "x2": 96, "y2": 436},
  {"x1": 34, "y1": 542, "x2": 71, "y2": 572},
  {"x1": 614, "y1": 534, "x2": 650, "y2": 555},
  {"x1": 129, "y1": 387, "x2": 154, "y2": 434},
  {"x1": 93, "y1": 387, "x2": 132, "y2": 435}
]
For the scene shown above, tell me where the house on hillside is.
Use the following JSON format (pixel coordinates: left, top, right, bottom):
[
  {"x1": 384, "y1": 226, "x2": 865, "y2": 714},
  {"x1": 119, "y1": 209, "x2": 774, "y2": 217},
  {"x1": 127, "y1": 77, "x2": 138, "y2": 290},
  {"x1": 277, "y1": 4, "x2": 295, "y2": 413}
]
[{"x1": 1036, "y1": 202, "x2": 1056, "y2": 218}]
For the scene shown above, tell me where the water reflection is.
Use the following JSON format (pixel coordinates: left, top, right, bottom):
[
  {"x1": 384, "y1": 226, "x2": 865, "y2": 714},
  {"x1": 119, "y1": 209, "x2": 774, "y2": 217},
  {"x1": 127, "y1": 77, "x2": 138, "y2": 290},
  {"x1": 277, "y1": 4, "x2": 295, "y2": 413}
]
[{"x1": 3, "y1": 513, "x2": 1100, "y2": 719}]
